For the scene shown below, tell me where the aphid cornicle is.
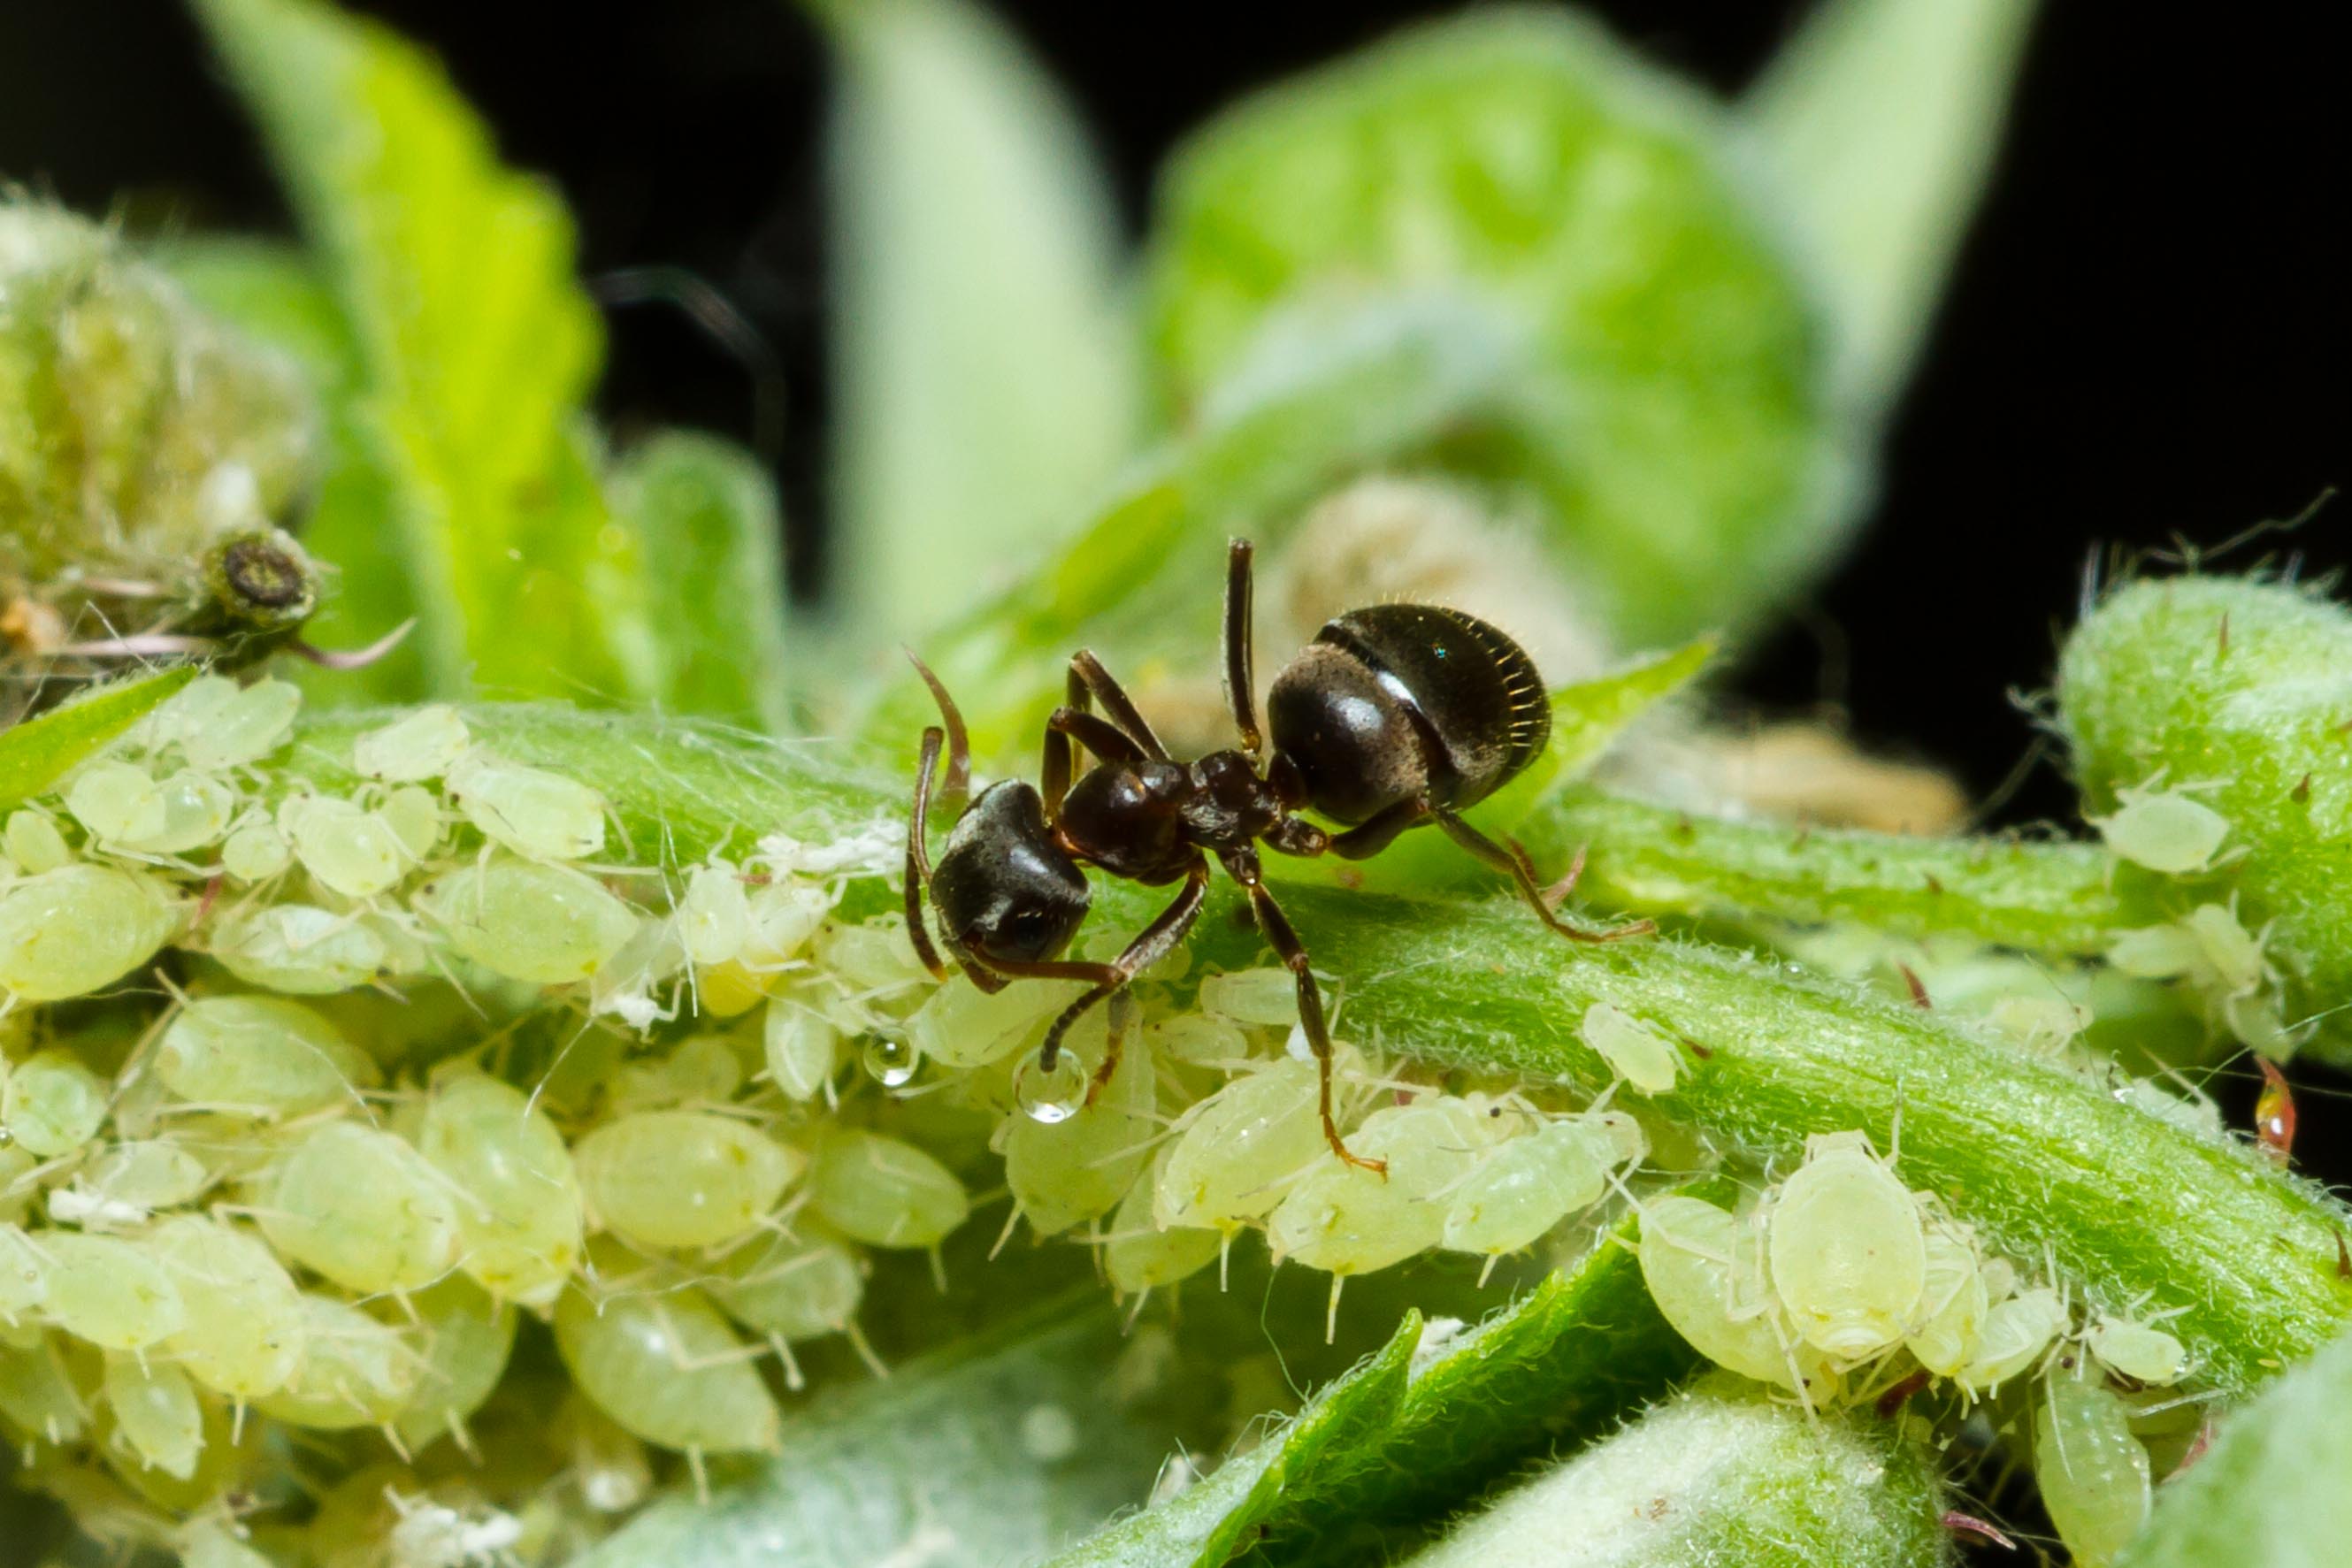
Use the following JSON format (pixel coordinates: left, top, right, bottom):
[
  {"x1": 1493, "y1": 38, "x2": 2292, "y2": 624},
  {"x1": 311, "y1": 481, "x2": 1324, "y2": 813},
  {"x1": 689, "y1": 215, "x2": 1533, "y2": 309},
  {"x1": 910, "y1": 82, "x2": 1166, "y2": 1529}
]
[{"x1": 905, "y1": 538, "x2": 1651, "y2": 1167}]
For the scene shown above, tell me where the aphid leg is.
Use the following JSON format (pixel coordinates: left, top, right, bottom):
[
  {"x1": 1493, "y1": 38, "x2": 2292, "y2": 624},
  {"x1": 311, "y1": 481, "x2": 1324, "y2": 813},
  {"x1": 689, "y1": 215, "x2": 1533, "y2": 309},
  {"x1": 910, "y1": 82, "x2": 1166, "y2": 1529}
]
[
  {"x1": 903, "y1": 726, "x2": 952, "y2": 982},
  {"x1": 1432, "y1": 808, "x2": 1657, "y2": 944},
  {"x1": 1034, "y1": 860, "x2": 1211, "y2": 1089},
  {"x1": 1069, "y1": 649, "x2": 1169, "y2": 761},
  {"x1": 1219, "y1": 846, "x2": 1385, "y2": 1175},
  {"x1": 1222, "y1": 538, "x2": 1263, "y2": 757}
]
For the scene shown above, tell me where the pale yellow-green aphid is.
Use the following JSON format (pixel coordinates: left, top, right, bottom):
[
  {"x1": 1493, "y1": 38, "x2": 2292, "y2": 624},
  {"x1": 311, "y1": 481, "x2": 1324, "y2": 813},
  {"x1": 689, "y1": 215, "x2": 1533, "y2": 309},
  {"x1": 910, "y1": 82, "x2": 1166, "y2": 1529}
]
[
  {"x1": 36, "y1": 1230, "x2": 187, "y2": 1350},
  {"x1": 391, "y1": 1276, "x2": 517, "y2": 1455},
  {"x1": 568, "y1": 1399, "x2": 655, "y2": 1513},
  {"x1": 0, "y1": 1335, "x2": 88, "y2": 1444},
  {"x1": 1006, "y1": 1023, "x2": 1156, "y2": 1235},
  {"x1": 446, "y1": 750, "x2": 609, "y2": 861},
  {"x1": 1196, "y1": 967, "x2": 1301, "y2": 1029},
  {"x1": 179, "y1": 678, "x2": 300, "y2": 770},
  {"x1": 253, "y1": 1295, "x2": 421, "y2": 1430},
  {"x1": 2095, "y1": 784, "x2": 2230, "y2": 876},
  {"x1": 279, "y1": 794, "x2": 408, "y2": 899},
  {"x1": 120, "y1": 770, "x2": 237, "y2": 857},
  {"x1": 698, "y1": 880, "x2": 835, "y2": 1016},
  {"x1": 648, "y1": 1033, "x2": 746, "y2": 1106},
  {"x1": 1637, "y1": 1194, "x2": 1832, "y2": 1402},
  {"x1": 553, "y1": 1264, "x2": 779, "y2": 1454},
  {"x1": 2184, "y1": 902, "x2": 2266, "y2": 994},
  {"x1": 0, "y1": 863, "x2": 182, "y2": 1000},
  {"x1": 574, "y1": 1111, "x2": 802, "y2": 1250},
  {"x1": 2086, "y1": 1315, "x2": 2187, "y2": 1386},
  {"x1": 2, "y1": 1047, "x2": 109, "y2": 1156},
  {"x1": 1956, "y1": 1284, "x2": 2066, "y2": 1396},
  {"x1": 676, "y1": 863, "x2": 750, "y2": 967},
  {"x1": 210, "y1": 902, "x2": 391, "y2": 993},
  {"x1": 2106, "y1": 922, "x2": 2204, "y2": 981},
  {"x1": 1765, "y1": 1131, "x2": 1927, "y2": 1360},
  {"x1": 378, "y1": 784, "x2": 444, "y2": 860},
  {"x1": 1146, "y1": 1012, "x2": 1248, "y2": 1066},
  {"x1": 157, "y1": 994, "x2": 379, "y2": 1114},
  {"x1": 0, "y1": 1148, "x2": 34, "y2": 1226},
  {"x1": 1154, "y1": 1057, "x2": 1325, "y2": 1233},
  {"x1": 257, "y1": 1121, "x2": 461, "y2": 1293},
  {"x1": 414, "y1": 858, "x2": 640, "y2": 984},
  {"x1": 352, "y1": 704, "x2": 471, "y2": 783},
  {"x1": 415, "y1": 1073, "x2": 584, "y2": 1307},
  {"x1": 218, "y1": 822, "x2": 292, "y2": 884},
  {"x1": 3, "y1": 809, "x2": 71, "y2": 875},
  {"x1": 0, "y1": 1224, "x2": 47, "y2": 1322},
  {"x1": 1904, "y1": 1220, "x2": 1988, "y2": 1377},
  {"x1": 65, "y1": 758, "x2": 166, "y2": 844},
  {"x1": 807, "y1": 1129, "x2": 969, "y2": 1249},
  {"x1": 816, "y1": 916, "x2": 931, "y2": 999},
  {"x1": 704, "y1": 1225, "x2": 867, "y2": 1343},
  {"x1": 2034, "y1": 1374, "x2": 2152, "y2": 1568},
  {"x1": 1269, "y1": 1095, "x2": 1493, "y2": 1276},
  {"x1": 1581, "y1": 1002, "x2": 1682, "y2": 1094},
  {"x1": 906, "y1": 975, "x2": 1069, "y2": 1069},
  {"x1": 1986, "y1": 995, "x2": 2091, "y2": 1056},
  {"x1": 1105, "y1": 1151, "x2": 1221, "y2": 1296},
  {"x1": 146, "y1": 1213, "x2": 307, "y2": 1399},
  {"x1": 1442, "y1": 1109, "x2": 1644, "y2": 1258},
  {"x1": 762, "y1": 993, "x2": 841, "y2": 1102},
  {"x1": 141, "y1": 675, "x2": 236, "y2": 754},
  {"x1": 103, "y1": 1353, "x2": 203, "y2": 1479}
]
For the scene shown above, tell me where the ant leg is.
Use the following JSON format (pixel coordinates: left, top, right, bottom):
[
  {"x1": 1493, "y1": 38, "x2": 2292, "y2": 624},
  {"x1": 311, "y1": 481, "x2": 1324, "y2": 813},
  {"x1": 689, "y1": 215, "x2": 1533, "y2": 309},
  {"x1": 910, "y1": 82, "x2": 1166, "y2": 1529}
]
[
  {"x1": 1322, "y1": 798, "x2": 1433, "y2": 861},
  {"x1": 1048, "y1": 708, "x2": 1144, "y2": 768},
  {"x1": 1218, "y1": 848, "x2": 1384, "y2": 1175},
  {"x1": 1223, "y1": 539, "x2": 1262, "y2": 756},
  {"x1": 905, "y1": 652, "x2": 971, "y2": 813},
  {"x1": 1034, "y1": 859, "x2": 1210, "y2": 1089},
  {"x1": 1069, "y1": 649, "x2": 1169, "y2": 761},
  {"x1": 1433, "y1": 808, "x2": 1655, "y2": 944},
  {"x1": 904, "y1": 726, "x2": 950, "y2": 982}
]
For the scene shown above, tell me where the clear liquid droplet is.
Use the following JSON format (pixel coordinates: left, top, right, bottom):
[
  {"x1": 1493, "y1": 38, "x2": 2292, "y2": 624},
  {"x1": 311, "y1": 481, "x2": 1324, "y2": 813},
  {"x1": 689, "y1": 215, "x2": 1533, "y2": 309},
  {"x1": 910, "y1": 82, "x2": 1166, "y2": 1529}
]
[
  {"x1": 1016, "y1": 1051, "x2": 1089, "y2": 1125},
  {"x1": 862, "y1": 1035, "x2": 919, "y2": 1088}
]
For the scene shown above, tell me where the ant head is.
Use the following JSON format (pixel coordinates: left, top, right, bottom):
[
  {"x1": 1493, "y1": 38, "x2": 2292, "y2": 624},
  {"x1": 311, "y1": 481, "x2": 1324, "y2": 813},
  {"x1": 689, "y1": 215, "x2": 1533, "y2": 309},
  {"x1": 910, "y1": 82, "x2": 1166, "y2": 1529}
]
[{"x1": 930, "y1": 780, "x2": 1091, "y2": 966}]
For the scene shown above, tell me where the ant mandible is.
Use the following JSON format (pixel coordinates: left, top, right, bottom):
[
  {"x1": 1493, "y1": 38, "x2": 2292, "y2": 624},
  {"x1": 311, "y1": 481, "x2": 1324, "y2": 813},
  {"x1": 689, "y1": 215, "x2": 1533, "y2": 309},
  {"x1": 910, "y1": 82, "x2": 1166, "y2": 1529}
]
[{"x1": 903, "y1": 538, "x2": 1653, "y2": 1172}]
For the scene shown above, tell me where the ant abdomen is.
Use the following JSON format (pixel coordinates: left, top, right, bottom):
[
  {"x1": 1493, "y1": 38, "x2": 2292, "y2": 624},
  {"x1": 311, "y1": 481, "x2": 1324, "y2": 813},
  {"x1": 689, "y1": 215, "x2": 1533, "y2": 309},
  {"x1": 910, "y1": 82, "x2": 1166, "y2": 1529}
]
[{"x1": 1268, "y1": 603, "x2": 1551, "y2": 822}]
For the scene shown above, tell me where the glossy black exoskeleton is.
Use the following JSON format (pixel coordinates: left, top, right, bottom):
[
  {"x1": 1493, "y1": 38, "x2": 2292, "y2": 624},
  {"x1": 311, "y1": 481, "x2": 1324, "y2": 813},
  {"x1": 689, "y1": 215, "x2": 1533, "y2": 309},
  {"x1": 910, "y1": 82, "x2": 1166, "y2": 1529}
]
[{"x1": 905, "y1": 539, "x2": 1651, "y2": 1169}]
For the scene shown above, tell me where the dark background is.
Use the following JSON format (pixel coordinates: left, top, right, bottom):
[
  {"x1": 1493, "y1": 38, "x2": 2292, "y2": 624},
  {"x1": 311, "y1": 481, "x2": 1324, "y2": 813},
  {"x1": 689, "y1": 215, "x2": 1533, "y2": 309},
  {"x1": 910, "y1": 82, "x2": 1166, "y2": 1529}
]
[{"x1": 0, "y1": 1, "x2": 2343, "y2": 822}]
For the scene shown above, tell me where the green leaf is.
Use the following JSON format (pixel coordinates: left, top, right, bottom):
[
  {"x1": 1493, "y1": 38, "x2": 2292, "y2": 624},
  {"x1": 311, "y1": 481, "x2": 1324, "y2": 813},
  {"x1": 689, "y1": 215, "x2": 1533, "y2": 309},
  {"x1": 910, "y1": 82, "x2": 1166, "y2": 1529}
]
[
  {"x1": 1142, "y1": 11, "x2": 1843, "y2": 648},
  {"x1": 192, "y1": 0, "x2": 653, "y2": 703},
  {"x1": 0, "y1": 668, "x2": 195, "y2": 811},
  {"x1": 1052, "y1": 1209, "x2": 1699, "y2": 1568},
  {"x1": 604, "y1": 432, "x2": 793, "y2": 735},
  {"x1": 1394, "y1": 1377, "x2": 1948, "y2": 1568},
  {"x1": 819, "y1": 0, "x2": 1138, "y2": 639},
  {"x1": 1746, "y1": 0, "x2": 2041, "y2": 417},
  {"x1": 2118, "y1": 1325, "x2": 2352, "y2": 1568}
]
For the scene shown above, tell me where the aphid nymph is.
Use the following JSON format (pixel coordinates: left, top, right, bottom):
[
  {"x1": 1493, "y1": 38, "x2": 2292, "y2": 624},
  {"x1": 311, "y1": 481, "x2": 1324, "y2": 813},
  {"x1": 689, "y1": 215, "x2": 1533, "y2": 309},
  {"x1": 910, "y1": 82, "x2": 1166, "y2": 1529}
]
[{"x1": 905, "y1": 538, "x2": 1651, "y2": 1167}]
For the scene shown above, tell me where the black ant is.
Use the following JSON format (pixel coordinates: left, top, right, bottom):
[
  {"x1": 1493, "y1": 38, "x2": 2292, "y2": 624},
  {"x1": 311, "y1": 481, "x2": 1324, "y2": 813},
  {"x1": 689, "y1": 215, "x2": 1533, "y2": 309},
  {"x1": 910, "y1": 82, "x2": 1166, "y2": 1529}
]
[{"x1": 904, "y1": 539, "x2": 1652, "y2": 1171}]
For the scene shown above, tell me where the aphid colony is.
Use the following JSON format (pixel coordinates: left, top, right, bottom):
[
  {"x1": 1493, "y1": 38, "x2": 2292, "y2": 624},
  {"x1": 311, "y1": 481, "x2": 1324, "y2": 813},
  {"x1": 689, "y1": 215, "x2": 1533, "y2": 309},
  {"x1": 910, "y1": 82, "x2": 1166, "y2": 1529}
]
[
  {"x1": 0, "y1": 676, "x2": 1664, "y2": 1564},
  {"x1": 1639, "y1": 1129, "x2": 2202, "y2": 1568}
]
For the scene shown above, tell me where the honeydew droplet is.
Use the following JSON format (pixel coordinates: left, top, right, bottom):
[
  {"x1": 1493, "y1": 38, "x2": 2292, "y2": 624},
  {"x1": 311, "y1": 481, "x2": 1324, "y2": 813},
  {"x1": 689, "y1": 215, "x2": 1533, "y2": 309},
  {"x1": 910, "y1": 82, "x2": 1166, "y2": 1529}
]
[
  {"x1": 1007, "y1": 1025, "x2": 1156, "y2": 1234},
  {"x1": 1442, "y1": 1111, "x2": 1639, "y2": 1257},
  {"x1": 861, "y1": 1035, "x2": 920, "y2": 1090},
  {"x1": 103, "y1": 1353, "x2": 203, "y2": 1479},
  {"x1": 1957, "y1": 1285, "x2": 2066, "y2": 1396},
  {"x1": 2086, "y1": 1317, "x2": 2187, "y2": 1386},
  {"x1": 252, "y1": 1294, "x2": 421, "y2": 1430},
  {"x1": 704, "y1": 1226, "x2": 866, "y2": 1342},
  {"x1": 147, "y1": 1214, "x2": 306, "y2": 1399},
  {"x1": 1581, "y1": 1002, "x2": 1682, "y2": 1094},
  {"x1": 575, "y1": 1111, "x2": 802, "y2": 1251},
  {"x1": 0, "y1": 863, "x2": 181, "y2": 1000},
  {"x1": 65, "y1": 759, "x2": 166, "y2": 844},
  {"x1": 157, "y1": 995, "x2": 378, "y2": 1115},
  {"x1": 554, "y1": 1274, "x2": 778, "y2": 1454},
  {"x1": 417, "y1": 1074, "x2": 584, "y2": 1308},
  {"x1": 1105, "y1": 1152, "x2": 1221, "y2": 1296},
  {"x1": 391, "y1": 1277, "x2": 517, "y2": 1455},
  {"x1": 415, "y1": 859, "x2": 640, "y2": 984},
  {"x1": 4, "y1": 811, "x2": 70, "y2": 875},
  {"x1": 1198, "y1": 967, "x2": 1302, "y2": 1029},
  {"x1": 378, "y1": 784, "x2": 444, "y2": 860},
  {"x1": 180, "y1": 678, "x2": 300, "y2": 770},
  {"x1": 808, "y1": 1129, "x2": 969, "y2": 1249},
  {"x1": 448, "y1": 751, "x2": 608, "y2": 861},
  {"x1": 677, "y1": 864, "x2": 749, "y2": 967},
  {"x1": 1766, "y1": 1135, "x2": 1927, "y2": 1360},
  {"x1": 218, "y1": 822, "x2": 291, "y2": 883},
  {"x1": 39, "y1": 1230, "x2": 187, "y2": 1350},
  {"x1": 211, "y1": 902, "x2": 389, "y2": 993},
  {"x1": 352, "y1": 704, "x2": 471, "y2": 783},
  {"x1": 257, "y1": 1121, "x2": 460, "y2": 1293},
  {"x1": 1904, "y1": 1221, "x2": 1989, "y2": 1377},
  {"x1": 908, "y1": 976, "x2": 1070, "y2": 1070},
  {"x1": 2, "y1": 1049, "x2": 108, "y2": 1156},
  {"x1": 280, "y1": 794, "x2": 407, "y2": 898},
  {"x1": 762, "y1": 996, "x2": 840, "y2": 1102},
  {"x1": 2097, "y1": 787, "x2": 2230, "y2": 875},
  {"x1": 0, "y1": 1335, "x2": 88, "y2": 1444},
  {"x1": 2034, "y1": 1375, "x2": 2152, "y2": 1568},
  {"x1": 1015, "y1": 1047, "x2": 1089, "y2": 1125},
  {"x1": 1154, "y1": 1058, "x2": 1324, "y2": 1232}
]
